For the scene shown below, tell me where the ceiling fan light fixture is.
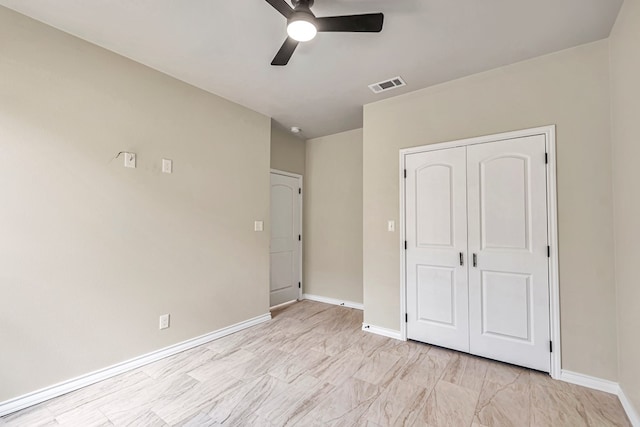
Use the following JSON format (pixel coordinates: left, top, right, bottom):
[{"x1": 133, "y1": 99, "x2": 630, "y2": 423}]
[
  {"x1": 287, "y1": 15, "x2": 317, "y2": 42},
  {"x1": 266, "y1": 0, "x2": 384, "y2": 65}
]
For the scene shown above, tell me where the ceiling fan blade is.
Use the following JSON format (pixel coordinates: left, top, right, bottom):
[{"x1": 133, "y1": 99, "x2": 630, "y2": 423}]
[
  {"x1": 315, "y1": 13, "x2": 384, "y2": 32},
  {"x1": 271, "y1": 37, "x2": 299, "y2": 66},
  {"x1": 265, "y1": 0, "x2": 294, "y2": 18}
]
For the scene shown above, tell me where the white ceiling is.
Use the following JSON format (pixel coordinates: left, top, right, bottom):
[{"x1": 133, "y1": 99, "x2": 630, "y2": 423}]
[{"x1": 0, "y1": 0, "x2": 623, "y2": 139}]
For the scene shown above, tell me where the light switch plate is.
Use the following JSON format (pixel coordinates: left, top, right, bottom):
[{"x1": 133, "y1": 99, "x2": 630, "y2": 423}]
[
  {"x1": 388, "y1": 220, "x2": 395, "y2": 232},
  {"x1": 162, "y1": 158, "x2": 172, "y2": 174},
  {"x1": 254, "y1": 221, "x2": 264, "y2": 232},
  {"x1": 124, "y1": 152, "x2": 136, "y2": 168}
]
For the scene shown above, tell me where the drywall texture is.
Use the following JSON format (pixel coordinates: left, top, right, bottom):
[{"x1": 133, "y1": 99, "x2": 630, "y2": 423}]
[
  {"x1": 304, "y1": 129, "x2": 363, "y2": 304},
  {"x1": 0, "y1": 7, "x2": 270, "y2": 401},
  {"x1": 610, "y1": 0, "x2": 640, "y2": 413},
  {"x1": 270, "y1": 123, "x2": 305, "y2": 176},
  {"x1": 363, "y1": 41, "x2": 618, "y2": 381}
]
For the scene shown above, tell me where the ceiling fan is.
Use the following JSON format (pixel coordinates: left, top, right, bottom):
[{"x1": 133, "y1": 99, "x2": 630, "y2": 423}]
[{"x1": 265, "y1": 0, "x2": 384, "y2": 66}]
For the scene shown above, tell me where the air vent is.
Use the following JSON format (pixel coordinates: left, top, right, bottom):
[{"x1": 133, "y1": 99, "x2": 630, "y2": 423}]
[{"x1": 368, "y1": 76, "x2": 406, "y2": 94}]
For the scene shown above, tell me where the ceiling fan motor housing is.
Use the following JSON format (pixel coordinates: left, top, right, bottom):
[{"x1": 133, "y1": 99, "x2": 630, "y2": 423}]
[
  {"x1": 292, "y1": 0, "x2": 314, "y2": 9},
  {"x1": 289, "y1": 0, "x2": 315, "y2": 24}
]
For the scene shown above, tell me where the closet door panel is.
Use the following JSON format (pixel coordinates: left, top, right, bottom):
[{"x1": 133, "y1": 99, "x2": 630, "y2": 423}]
[
  {"x1": 405, "y1": 147, "x2": 469, "y2": 352},
  {"x1": 466, "y1": 135, "x2": 550, "y2": 372}
]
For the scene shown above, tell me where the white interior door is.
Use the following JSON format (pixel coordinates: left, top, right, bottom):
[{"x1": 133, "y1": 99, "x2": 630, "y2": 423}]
[
  {"x1": 270, "y1": 172, "x2": 301, "y2": 307},
  {"x1": 405, "y1": 147, "x2": 470, "y2": 352},
  {"x1": 466, "y1": 135, "x2": 550, "y2": 372}
]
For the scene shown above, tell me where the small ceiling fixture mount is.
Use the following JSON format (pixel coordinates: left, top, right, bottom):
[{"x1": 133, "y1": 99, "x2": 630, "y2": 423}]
[
  {"x1": 290, "y1": 126, "x2": 302, "y2": 134},
  {"x1": 265, "y1": 0, "x2": 384, "y2": 66}
]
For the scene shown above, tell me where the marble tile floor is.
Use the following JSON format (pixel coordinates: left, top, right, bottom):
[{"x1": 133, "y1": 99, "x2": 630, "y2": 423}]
[{"x1": 0, "y1": 300, "x2": 631, "y2": 426}]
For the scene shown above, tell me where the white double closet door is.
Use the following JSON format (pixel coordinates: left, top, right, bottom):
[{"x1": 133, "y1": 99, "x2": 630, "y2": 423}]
[{"x1": 405, "y1": 135, "x2": 550, "y2": 372}]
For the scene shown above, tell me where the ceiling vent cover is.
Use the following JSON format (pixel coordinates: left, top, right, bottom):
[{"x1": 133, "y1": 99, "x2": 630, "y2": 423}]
[{"x1": 368, "y1": 76, "x2": 406, "y2": 94}]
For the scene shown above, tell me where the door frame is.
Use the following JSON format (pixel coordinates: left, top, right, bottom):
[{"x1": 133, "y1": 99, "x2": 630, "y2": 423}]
[
  {"x1": 398, "y1": 125, "x2": 561, "y2": 379},
  {"x1": 270, "y1": 169, "x2": 303, "y2": 303}
]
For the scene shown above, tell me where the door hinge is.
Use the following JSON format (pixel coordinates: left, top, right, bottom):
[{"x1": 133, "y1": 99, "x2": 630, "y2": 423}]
[
  {"x1": 549, "y1": 341, "x2": 553, "y2": 352},
  {"x1": 405, "y1": 313, "x2": 408, "y2": 323},
  {"x1": 404, "y1": 169, "x2": 407, "y2": 178},
  {"x1": 404, "y1": 240, "x2": 407, "y2": 250},
  {"x1": 299, "y1": 235, "x2": 301, "y2": 241},
  {"x1": 298, "y1": 282, "x2": 301, "y2": 289},
  {"x1": 545, "y1": 153, "x2": 548, "y2": 164},
  {"x1": 547, "y1": 246, "x2": 550, "y2": 258},
  {"x1": 299, "y1": 188, "x2": 301, "y2": 194}
]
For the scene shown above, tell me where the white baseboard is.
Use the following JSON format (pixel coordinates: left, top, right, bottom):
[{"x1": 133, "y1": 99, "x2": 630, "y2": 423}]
[
  {"x1": 361, "y1": 323, "x2": 403, "y2": 340},
  {"x1": 303, "y1": 293, "x2": 363, "y2": 310},
  {"x1": 559, "y1": 370, "x2": 620, "y2": 395},
  {"x1": 0, "y1": 312, "x2": 272, "y2": 417},
  {"x1": 619, "y1": 386, "x2": 640, "y2": 427},
  {"x1": 560, "y1": 370, "x2": 639, "y2": 426}
]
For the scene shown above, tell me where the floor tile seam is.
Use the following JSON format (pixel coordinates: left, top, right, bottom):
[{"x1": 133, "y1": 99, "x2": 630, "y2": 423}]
[
  {"x1": 353, "y1": 357, "x2": 406, "y2": 388},
  {"x1": 53, "y1": 405, "x2": 111, "y2": 426},
  {"x1": 366, "y1": 380, "x2": 430, "y2": 425},
  {"x1": 255, "y1": 378, "x2": 334, "y2": 424},
  {"x1": 276, "y1": 384, "x2": 332, "y2": 427},
  {"x1": 468, "y1": 370, "x2": 496, "y2": 425},
  {"x1": 96, "y1": 406, "x2": 127, "y2": 426}
]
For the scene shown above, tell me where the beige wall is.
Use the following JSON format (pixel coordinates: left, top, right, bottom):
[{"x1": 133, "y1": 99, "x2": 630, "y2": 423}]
[
  {"x1": 0, "y1": 7, "x2": 271, "y2": 401},
  {"x1": 610, "y1": 0, "x2": 640, "y2": 413},
  {"x1": 363, "y1": 41, "x2": 618, "y2": 380},
  {"x1": 304, "y1": 129, "x2": 363, "y2": 304},
  {"x1": 270, "y1": 123, "x2": 305, "y2": 176}
]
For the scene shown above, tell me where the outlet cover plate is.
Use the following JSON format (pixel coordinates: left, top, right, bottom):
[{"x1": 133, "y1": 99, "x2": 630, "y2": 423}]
[
  {"x1": 124, "y1": 152, "x2": 136, "y2": 168},
  {"x1": 159, "y1": 314, "x2": 170, "y2": 330},
  {"x1": 162, "y1": 158, "x2": 172, "y2": 174}
]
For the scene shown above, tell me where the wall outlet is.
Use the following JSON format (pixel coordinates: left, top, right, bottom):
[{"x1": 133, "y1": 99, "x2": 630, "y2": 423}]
[
  {"x1": 159, "y1": 314, "x2": 170, "y2": 330},
  {"x1": 124, "y1": 152, "x2": 136, "y2": 168},
  {"x1": 162, "y1": 158, "x2": 172, "y2": 174},
  {"x1": 254, "y1": 221, "x2": 264, "y2": 232}
]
